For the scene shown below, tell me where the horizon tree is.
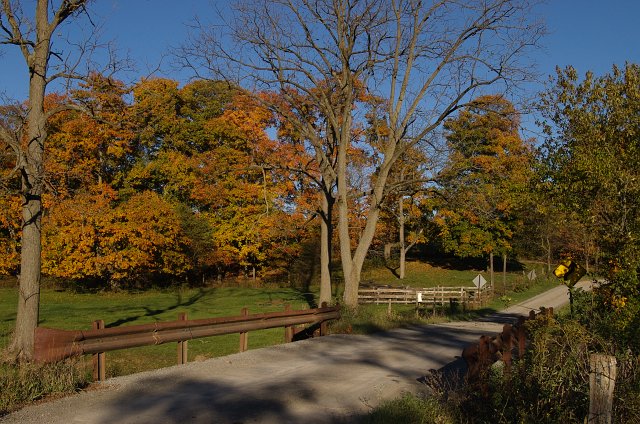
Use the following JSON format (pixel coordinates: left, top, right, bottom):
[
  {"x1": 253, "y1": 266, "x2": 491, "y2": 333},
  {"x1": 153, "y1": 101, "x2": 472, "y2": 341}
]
[
  {"x1": 180, "y1": 0, "x2": 545, "y2": 307},
  {"x1": 434, "y1": 95, "x2": 534, "y2": 286}
]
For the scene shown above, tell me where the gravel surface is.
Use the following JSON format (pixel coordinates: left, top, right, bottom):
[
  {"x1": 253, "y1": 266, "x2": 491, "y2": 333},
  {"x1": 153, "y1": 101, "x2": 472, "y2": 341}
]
[{"x1": 1, "y1": 280, "x2": 593, "y2": 424}]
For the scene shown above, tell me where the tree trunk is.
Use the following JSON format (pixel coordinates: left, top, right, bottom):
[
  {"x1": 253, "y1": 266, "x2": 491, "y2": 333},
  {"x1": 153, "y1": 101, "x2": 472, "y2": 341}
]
[
  {"x1": 319, "y1": 193, "x2": 333, "y2": 305},
  {"x1": 489, "y1": 252, "x2": 494, "y2": 287},
  {"x1": 5, "y1": 0, "x2": 76, "y2": 360},
  {"x1": 546, "y1": 235, "x2": 552, "y2": 275},
  {"x1": 11, "y1": 199, "x2": 43, "y2": 360},
  {"x1": 384, "y1": 243, "x2": 393, "y2": 260},
  {"x1": 10, "y1": 6, "x2": 50, "y2": 359},
  {"x1": 341, "y1": 196, "x2": 383, "y2": 307},
  {"x1": 398, "y1": 196, "x2": 406, "y2": 279},
  {"x1": 502, "y1": 253, "x2": 507, "y2": 292}
]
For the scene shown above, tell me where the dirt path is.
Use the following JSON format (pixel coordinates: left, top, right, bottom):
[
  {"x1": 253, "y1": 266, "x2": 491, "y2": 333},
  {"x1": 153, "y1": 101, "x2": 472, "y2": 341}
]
[{"x1": 0, "y1": 281, "x2": 593, "y2": 424}]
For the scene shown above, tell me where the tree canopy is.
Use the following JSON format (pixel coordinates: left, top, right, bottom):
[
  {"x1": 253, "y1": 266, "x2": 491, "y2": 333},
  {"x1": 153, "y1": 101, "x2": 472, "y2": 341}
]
[
  {"x1": 435, "y1": 95, "x2": 533, "y2": 259},
  {"x1": 539, "y1": 63, "x2": 640, "y2": 296}
]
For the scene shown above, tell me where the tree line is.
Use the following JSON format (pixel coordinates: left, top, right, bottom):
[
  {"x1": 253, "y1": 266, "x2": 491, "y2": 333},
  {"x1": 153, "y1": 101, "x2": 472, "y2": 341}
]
[{"x1": 1, "y1": 76, "x2": 316, "y2": 287}]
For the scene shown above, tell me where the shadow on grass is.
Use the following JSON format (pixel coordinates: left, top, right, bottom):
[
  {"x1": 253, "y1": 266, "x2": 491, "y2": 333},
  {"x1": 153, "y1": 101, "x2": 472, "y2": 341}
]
[{"x1": 106, "y1": 288, "x2": 210, "y2": 328}]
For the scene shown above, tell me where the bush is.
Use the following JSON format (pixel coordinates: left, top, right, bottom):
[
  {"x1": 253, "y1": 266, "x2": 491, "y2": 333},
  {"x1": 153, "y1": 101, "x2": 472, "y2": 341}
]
[{"x1": 573, "y1": 283, "x2": 640, "y2": 353}]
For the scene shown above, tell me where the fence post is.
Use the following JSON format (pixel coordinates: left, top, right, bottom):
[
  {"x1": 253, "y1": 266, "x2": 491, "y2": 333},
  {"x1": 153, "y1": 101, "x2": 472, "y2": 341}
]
[
  {"x1": 239, "y1": 307, "x2": 249, "y2": 352},
  {"x1": 92, "y1": 319, "x2": 105, "y2": 382},
  {"x1": 177, "y1": 312, "x2": 188, "y2": 365},
  {"x1": 284, "y1": 304, "x2": 294, "y2": 342},
  {"x1": 589, "y1": 354, "x2": 617, "y2": 424}
]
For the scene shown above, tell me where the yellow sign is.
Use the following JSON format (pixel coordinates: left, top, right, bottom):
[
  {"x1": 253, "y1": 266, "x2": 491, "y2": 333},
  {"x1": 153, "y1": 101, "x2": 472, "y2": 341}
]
[{"x1": 553, "y1": 259, "x2": 586, "y2": 288}]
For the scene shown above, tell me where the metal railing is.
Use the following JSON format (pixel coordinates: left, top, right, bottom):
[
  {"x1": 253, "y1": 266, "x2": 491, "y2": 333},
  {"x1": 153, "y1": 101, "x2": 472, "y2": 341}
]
[{"x1": 34, "y1": 303, "x2": 340, "y2": 380}]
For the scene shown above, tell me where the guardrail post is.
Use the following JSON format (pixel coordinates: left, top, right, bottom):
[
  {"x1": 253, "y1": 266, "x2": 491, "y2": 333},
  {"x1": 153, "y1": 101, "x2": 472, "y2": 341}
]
[
  {"x1": 320, "y1": 302, "x2": 328, "y2": 336},
  {"x1": 177, "y1": 312, "x2": 188, "y2": 365},
  {"x1": 239, "y1": 307, "x2": 249, "y2": 352},
  {"x1": 284, "y1": 304, "x2": 294, "y2": 342},
  {"x1": 92, "y1": 319, "x2": 105, "y2": 382}
]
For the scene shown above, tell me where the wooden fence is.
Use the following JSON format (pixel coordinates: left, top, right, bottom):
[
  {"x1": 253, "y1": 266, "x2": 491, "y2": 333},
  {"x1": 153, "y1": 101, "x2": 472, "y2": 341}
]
[
  {"x1": 34, "y1": 303, "x2": 340, "y2": 381},
  {"x1": 358, "y1": 286, "x2": 493, "y2": 308}
]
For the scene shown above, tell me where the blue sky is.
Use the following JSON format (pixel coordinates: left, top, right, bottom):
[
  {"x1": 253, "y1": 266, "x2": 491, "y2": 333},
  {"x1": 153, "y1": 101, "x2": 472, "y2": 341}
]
[{"x1": 2, "y1": 1, "x2": 640, "y2": 113}]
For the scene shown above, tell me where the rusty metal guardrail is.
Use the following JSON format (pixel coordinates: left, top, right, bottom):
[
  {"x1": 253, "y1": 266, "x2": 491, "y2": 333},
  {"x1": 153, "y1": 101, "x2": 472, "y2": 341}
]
[{"x1": 34, "y1": 303, "x2": 341, "y2": 373}]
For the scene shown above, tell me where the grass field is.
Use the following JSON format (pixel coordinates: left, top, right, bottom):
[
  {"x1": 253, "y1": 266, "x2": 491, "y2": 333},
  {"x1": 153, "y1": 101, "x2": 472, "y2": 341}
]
[
  {"x1": 0, "y1": 259, "x2": 556, "y2": 379},
  {"x1": 0, "y1": 286, "x2": 318, "y2": 378}
]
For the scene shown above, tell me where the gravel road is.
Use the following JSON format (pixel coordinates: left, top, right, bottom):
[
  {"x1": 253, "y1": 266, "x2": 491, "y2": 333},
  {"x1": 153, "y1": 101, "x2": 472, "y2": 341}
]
[{"x1": 1, "y1": 281, "x2": 593, "y2": 424}]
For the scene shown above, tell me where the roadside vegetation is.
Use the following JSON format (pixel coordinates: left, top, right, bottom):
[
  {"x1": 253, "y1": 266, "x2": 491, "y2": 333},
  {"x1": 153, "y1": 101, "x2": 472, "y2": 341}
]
[{"x1": 362, "y1": 298, "x2": 640, "y2": 424}]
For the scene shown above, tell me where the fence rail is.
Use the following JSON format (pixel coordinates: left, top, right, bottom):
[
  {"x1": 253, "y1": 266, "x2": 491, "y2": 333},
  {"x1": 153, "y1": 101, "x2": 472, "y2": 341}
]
[
  {"x1": 358, "y1": 286, "x2": 492, "y2": 307},
  {"x1": 34, "y1": 303, "x2": 340, "y2": 380}
]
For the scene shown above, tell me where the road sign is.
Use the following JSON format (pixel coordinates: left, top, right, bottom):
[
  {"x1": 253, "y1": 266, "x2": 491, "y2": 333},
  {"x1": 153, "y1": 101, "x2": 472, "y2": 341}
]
[
  {"x1": 527, "y1": 269, "x2": 537, "y2": 281},
  {"x1": 473, "y1": 274, "x2": 487, "y2": 288}
]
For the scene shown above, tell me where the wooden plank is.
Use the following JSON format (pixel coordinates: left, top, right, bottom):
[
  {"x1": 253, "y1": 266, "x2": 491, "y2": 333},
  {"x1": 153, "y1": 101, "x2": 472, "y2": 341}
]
[{"x1": 589, "y1": 354, "x2": 617, "y2": 424}]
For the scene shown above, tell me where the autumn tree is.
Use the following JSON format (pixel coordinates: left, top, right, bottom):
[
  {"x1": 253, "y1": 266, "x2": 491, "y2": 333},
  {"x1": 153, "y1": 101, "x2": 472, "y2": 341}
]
[
  {"x1": 125, "y1": 78, "x2": 309, "y2": 281},
  {"x1": 0, "y1": 0, "x2": 107, "y2": 360},
  {"x1": 434, "y1": 95, "x2": 534, "y2": 284},
  {"x1": 182, "y1": 0, "x2": 544, "y2": 307}
]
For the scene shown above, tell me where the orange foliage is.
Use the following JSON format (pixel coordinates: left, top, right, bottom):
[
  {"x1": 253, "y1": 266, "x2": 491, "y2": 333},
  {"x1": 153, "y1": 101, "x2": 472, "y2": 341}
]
[{"x1": 42, "y1": 188, "x2": 191, "y2": 283}]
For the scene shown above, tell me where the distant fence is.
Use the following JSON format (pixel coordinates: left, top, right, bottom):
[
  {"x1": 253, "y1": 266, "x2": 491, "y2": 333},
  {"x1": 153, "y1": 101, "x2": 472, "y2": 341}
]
[
  {"x1": 358, "y1": 286, "x2": 493, "y2": 308},
  {"x1": 34, "y1": 303, "x2": 340, "y2": 381}
]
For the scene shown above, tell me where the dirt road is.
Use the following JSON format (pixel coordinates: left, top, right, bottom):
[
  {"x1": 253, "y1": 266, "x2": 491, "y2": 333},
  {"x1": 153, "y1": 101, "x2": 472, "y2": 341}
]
[{"x1": 1, "y1": 281, "x2": 593, "y2": 424}]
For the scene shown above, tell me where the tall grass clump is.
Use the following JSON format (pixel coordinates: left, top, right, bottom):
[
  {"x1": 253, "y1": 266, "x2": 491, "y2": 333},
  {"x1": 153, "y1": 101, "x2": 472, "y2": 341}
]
[
  {"x1": 360, "y1": 394, "x2": 455, "y2": 424},
  {"x1": 0, "y1": 357, "x2": 89, "y2": 417}
]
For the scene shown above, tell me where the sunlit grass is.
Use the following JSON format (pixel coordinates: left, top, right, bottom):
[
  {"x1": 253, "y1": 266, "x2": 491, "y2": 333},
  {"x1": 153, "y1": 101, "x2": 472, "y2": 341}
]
[{"x1": 0, "y1": 286, "x2": 316, "y2": 377}]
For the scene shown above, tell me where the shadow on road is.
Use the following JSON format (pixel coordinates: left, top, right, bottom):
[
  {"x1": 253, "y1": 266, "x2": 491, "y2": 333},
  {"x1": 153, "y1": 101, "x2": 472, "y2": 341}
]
[{"x1": 93, "y1": 324, "x2": 496, "y2": 424}]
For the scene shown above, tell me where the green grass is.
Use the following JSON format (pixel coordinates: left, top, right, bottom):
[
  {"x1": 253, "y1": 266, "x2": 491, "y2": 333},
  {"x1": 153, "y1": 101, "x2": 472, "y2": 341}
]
[
  {"x1": 359, "y1": 394, "x2": 455, "y2": 424},
  {"x1": 1, "y1": 286, "x2": 317, "y2": 377},
  {"x1": 360, "y1": 259, "x2": 548, "y2": 291}
]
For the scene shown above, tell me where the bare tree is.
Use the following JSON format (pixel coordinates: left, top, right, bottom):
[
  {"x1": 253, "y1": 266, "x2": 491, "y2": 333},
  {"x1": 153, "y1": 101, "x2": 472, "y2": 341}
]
[
  {"x1": 182, "y1": 0, "x2": 544, "y2": 307},
  {"x1": 0, "y1": 0, "x2": 116, "y2": 360}
]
